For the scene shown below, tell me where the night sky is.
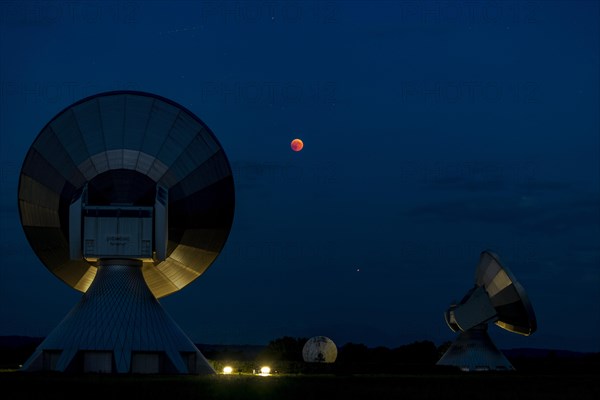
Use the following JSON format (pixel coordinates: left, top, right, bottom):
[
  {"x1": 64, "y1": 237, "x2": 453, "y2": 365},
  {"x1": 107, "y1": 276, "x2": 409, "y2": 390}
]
[{"x1": 0, "y1": 1, "x2": 598, "y2": 353}]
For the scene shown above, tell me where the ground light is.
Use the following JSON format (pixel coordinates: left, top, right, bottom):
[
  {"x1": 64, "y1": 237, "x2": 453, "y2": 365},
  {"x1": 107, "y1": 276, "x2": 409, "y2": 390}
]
[
  {"x1": 222, "y1": 366, "x2": 233, "y2": 374},
  {"x1": 259, "y1": 366, "x2": 271, "y2": 376}
]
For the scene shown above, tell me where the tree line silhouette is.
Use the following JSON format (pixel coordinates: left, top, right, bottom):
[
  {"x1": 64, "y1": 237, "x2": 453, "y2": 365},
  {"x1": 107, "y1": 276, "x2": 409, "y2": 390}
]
[{"x1": 250, "y1": 336, "x2": 453, "y2": 373}]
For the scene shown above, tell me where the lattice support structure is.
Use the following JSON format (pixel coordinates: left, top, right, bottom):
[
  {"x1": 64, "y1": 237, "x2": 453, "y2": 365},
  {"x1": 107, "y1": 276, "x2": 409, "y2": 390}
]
[
  {"x1": 437, "y1": 325, "x2": 514, "y2": 372},
  {"x1": 23, "y1": 259, "x2": 214, "y2": 374}
]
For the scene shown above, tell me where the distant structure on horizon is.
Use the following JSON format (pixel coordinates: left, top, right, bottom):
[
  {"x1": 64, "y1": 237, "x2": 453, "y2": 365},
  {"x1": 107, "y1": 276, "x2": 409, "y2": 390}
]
[
  {"x1": 437, "y1": 251, "x2": 537, "y2": 371},
  {"x1": 18, "y1": 91, "x2": 235, "y2": 374},
  {"x1": 302, "y1": 336, "x2": 338, "y2": 363}
]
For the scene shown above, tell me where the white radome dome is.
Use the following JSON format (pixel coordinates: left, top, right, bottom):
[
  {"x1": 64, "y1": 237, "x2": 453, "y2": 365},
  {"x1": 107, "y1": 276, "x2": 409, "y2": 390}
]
[{"x1": 302, "y1": 336, "x2": 338, "y2": 363}]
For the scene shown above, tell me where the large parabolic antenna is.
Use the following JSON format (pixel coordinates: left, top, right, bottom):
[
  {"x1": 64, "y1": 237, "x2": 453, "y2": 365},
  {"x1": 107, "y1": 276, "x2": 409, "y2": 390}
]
[
  {"x1": 437, "y1": 251, "x2": 536, "y2": 371},
  {"x1": 18, "y1": 91, "x2": 234, "y2": 374}
]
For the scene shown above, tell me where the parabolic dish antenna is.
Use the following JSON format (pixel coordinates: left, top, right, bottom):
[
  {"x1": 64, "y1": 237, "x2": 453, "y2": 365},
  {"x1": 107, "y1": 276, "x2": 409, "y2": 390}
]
[
  {"x1": 302, "y1": 336, "x2": 338, "y2": 363},
  {"x1": 18, "y1": 91, "x2": 235, "y2": 374},
  {"x1": 437, "y1": 251, "x2": 537, "y2": 371}
]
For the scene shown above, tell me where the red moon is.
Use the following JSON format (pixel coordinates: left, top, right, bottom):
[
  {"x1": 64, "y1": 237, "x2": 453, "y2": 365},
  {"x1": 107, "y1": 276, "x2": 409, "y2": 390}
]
[{"x1": 291, "y1": 138, "x2": 304, "y2": 152}]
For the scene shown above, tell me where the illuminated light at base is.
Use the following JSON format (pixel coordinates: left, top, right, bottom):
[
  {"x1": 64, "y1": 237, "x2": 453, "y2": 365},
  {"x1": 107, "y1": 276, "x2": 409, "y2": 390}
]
[
  {"x1": 259, "y1": 366, "x2": 271, "y2": 376},
  {"x1": 222, "y1": 366, "x2": 233, "y2": 374}
]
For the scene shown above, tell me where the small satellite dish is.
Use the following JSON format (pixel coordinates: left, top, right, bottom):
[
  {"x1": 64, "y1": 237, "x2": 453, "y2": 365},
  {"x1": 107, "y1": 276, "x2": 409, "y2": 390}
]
[
  {"x1": 302, "y1": 336, "x2": 338, "y2": 363},
  {"x1": 437, "y1": 251, "x2": 537, "y2": 371}
]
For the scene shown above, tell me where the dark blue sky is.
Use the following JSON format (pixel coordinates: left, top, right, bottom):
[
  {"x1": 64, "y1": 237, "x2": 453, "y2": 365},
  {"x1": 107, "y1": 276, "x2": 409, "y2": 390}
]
[{"x1": 1, "y1": 1, "x2": 598, "y2": 352}]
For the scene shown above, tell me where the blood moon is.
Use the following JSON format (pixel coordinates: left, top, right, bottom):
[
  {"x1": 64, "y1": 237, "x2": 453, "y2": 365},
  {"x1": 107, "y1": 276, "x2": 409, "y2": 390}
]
[{"x1": 290, "y1": 138, "x2": 304, "y2": 152}]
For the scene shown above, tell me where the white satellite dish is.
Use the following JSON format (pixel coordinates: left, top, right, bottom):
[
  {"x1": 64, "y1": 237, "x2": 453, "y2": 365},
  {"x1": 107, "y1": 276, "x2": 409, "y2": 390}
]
[{"x1": 437, "y1": 251, "x2": 537, "y2": 371}]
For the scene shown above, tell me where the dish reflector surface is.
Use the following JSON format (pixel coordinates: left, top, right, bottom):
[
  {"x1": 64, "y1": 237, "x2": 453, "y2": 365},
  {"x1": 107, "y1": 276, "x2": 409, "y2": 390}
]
[
  {"x1": 18, "y1": 91, "x2": 235, "y2": 298},
  {"x1": 476, "y1": 251, "x2": 537, "y2": 336}
]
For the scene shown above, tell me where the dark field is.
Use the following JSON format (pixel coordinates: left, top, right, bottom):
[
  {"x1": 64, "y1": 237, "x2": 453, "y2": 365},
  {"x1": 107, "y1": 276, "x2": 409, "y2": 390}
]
[{"x1": 2, "y1": 371, "x2": 599, "y2": 400}]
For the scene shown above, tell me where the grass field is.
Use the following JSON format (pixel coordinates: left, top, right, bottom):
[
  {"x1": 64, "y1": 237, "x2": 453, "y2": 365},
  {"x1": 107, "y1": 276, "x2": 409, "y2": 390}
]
[{"x1": 2, "y1": 370, "x2": 599, "y2": 400}]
